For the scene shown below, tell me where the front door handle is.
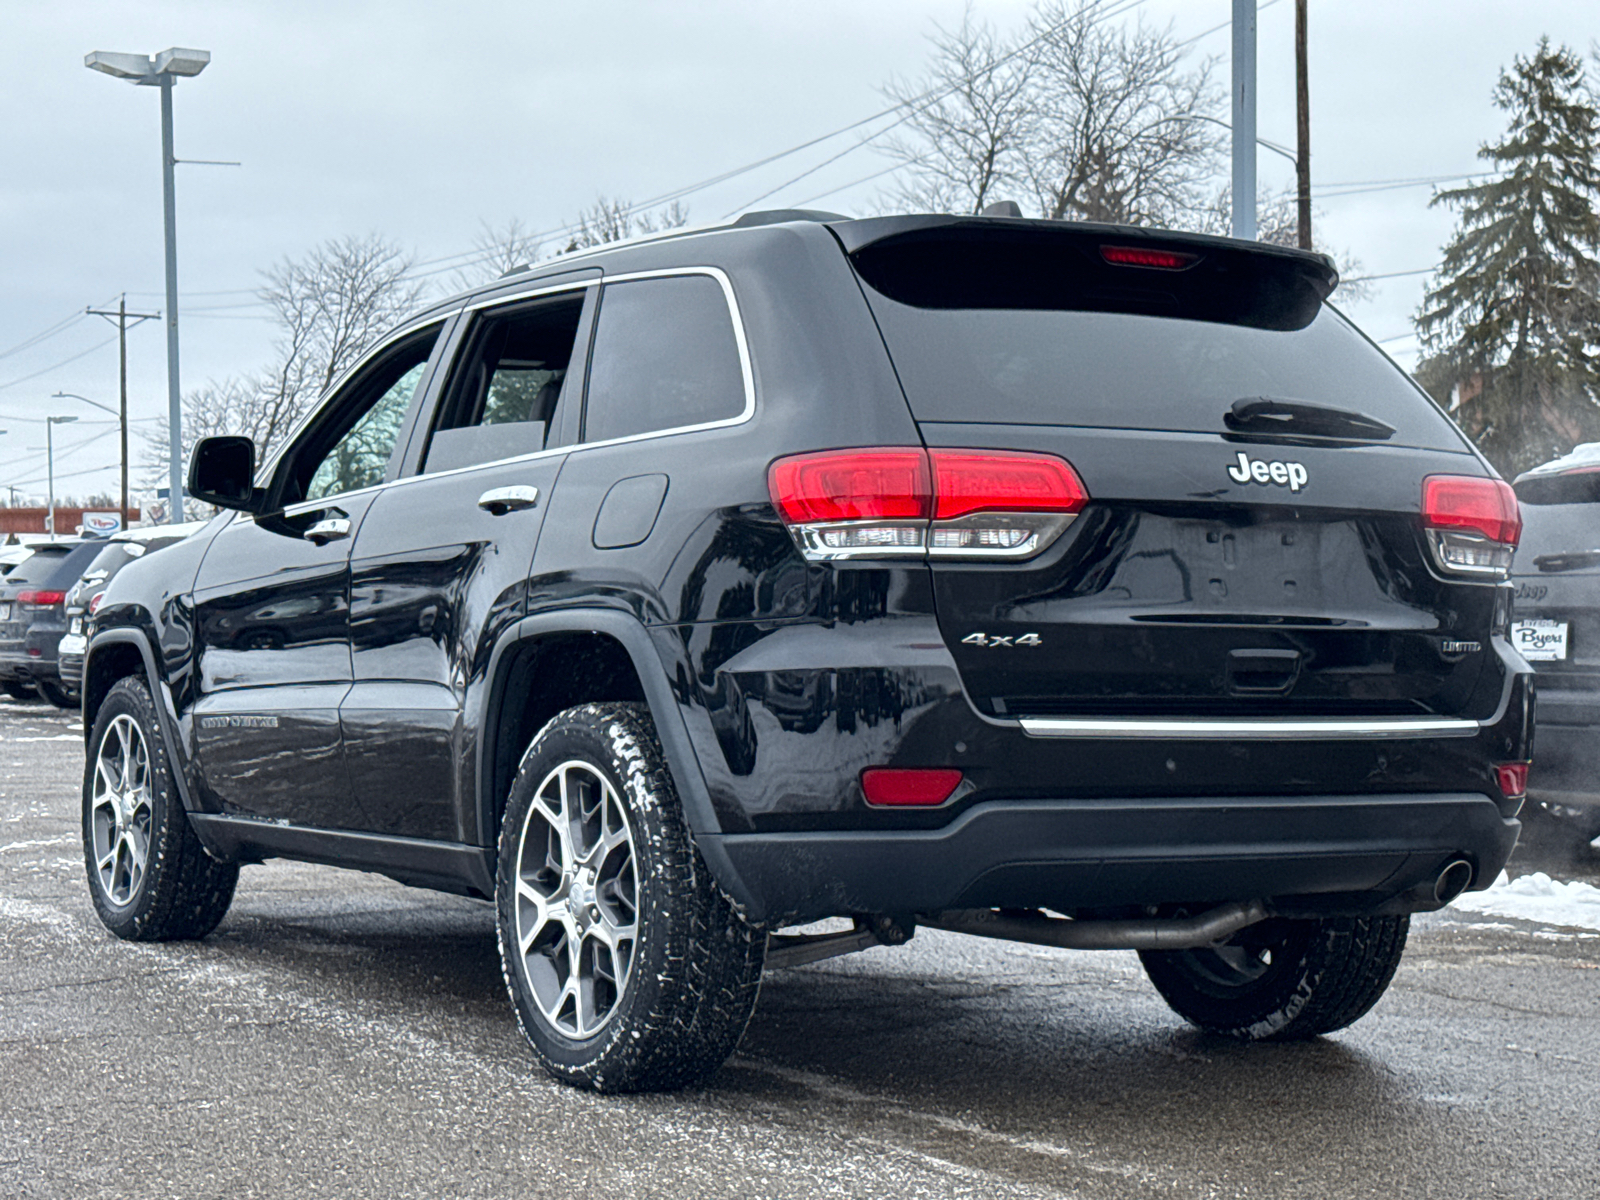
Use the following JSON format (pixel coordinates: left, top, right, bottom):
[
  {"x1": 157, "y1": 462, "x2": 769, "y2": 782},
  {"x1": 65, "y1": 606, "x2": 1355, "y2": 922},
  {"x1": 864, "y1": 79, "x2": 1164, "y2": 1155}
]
[
  {"x1": 304, "y1": 517, "x2": 351, "y2": 546},
  {"x1": 478, "y1": 485, "x2": 540, "y2": 515}
]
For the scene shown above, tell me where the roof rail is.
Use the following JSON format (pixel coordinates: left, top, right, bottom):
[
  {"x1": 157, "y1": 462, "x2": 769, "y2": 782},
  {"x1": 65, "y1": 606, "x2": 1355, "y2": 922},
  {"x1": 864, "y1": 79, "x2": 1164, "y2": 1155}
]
[{"x1": 732, "y1": 208, "x2": 847, "y2": 228}]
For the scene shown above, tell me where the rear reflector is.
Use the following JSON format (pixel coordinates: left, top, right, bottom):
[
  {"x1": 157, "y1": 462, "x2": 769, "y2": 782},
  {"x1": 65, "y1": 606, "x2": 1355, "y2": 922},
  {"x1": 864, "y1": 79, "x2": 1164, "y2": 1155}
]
[
  {"x1": 861, "y1": 768, "x2": 964, "y2": 807},
  {"x1": 1494, "y1": 762, "x2": 1529, "y2": 799},
  {"x1": 89, "y1": 592, "x2": 106, "y2": 615},
  {"x1": 16, "y1": 590, "x2": 66, "y2": 606},
  {"x1": 1100, "y1": 245, "x2": 1198, "y2": 270},
  {"x1": 769, "y1": 447, "x2": 1087, "y2": 561},
  {"x1": 1422, "y1": 475, "x2": 1521, "y2": 577}
]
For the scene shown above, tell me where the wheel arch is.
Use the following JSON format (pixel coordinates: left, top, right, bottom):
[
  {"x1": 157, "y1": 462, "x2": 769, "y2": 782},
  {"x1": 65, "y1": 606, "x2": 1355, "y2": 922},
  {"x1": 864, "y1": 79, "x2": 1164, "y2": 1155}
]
[
  {"x1": 477, "y1": 610, "x2": 757, "y2": 912},
  {"x1": 82, "y1": 630, "x2": 199, "y2": 817}
]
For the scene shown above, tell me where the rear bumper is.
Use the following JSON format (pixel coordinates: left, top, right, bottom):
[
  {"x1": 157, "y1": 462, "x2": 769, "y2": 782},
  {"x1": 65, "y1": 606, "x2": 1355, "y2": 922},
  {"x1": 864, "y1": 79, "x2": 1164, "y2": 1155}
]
[
  {"x1": 701, "y1": 792, "x2": 1520, "y2": 925},
  {"x1": 1526, "y1": 688, "x2": 1600, "y2": 809}
]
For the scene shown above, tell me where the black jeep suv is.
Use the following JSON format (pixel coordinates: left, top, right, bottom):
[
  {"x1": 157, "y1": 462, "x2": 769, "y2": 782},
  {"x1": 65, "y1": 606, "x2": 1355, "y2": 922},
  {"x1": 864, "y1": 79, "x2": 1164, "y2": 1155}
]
[{"x1": 81, "y1": 212, "x2": 1532, "y2": 1092}]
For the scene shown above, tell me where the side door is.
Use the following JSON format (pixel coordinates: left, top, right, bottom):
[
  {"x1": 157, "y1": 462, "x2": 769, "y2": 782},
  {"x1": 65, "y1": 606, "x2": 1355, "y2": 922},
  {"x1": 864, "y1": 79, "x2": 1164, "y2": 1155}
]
[
  {"x1": 342, "y1": 280, "x2": 597, "y2": 843},
  {"x1": 189, "y1": 319, "x2": 449, "y2": 829}
]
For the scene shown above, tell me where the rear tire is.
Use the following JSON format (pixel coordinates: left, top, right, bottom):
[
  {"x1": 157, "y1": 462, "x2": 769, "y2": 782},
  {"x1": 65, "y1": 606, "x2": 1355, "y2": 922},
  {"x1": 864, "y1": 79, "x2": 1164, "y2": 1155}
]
[
  {"x1": 38, "y1": 677, "x2": 77, "y2": 710},
  {"x1": 1139, "y1": 915, "x2": 1408, "y2": 1040},
  {"x1": 83, "y1": 675, "x2": 239, "y2": 940},
  {"x1": 496, "y1": 702, "x2": 765, "y2": 1092},
  {"x1": 2, "y1": 680, "x2": 35, "y2": 700}
]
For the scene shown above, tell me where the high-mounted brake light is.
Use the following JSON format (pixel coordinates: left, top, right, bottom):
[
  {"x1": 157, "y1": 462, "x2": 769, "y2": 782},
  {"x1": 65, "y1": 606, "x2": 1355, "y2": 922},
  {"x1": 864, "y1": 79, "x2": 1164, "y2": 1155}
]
[
  {"x1": 16, "y1": 590, "x2": 66, "y2": 606},
  {"x1": 769, "y1": 447, "x2": 1088, "y2": 561},
  {"x1": 1100, "y1": 245, "x2": 1198, "y2": 270},
  {"x1": 1422, "y1": 475, "x2": 1520, "y2": 578}
]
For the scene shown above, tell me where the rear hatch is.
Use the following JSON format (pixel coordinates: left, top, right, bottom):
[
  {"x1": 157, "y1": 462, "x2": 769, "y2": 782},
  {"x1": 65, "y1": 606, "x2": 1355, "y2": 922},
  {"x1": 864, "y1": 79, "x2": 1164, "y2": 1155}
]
[{"x1": 839, "y1": 218, "x2": 1507, "y2": 720}]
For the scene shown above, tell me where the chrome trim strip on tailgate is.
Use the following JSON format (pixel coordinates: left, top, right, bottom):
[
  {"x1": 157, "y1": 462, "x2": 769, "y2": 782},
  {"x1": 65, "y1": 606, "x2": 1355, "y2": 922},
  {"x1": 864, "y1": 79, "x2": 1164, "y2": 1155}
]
[{"x1": 1018, "y1": 716, "x2": 1480, "y2": 740}]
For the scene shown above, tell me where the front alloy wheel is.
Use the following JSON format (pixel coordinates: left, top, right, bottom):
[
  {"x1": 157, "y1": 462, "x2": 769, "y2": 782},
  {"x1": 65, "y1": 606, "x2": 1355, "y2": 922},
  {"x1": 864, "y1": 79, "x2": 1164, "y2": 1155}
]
[
  {"x1": 512, "y1": 760, "x2": 640, "y2": 1038},
  {"x1": 82, "y1": 675, "x2": 238, "y2": 940},
  {"x1": 89, "y1": 714, "x2": 154, "y2": 907}
]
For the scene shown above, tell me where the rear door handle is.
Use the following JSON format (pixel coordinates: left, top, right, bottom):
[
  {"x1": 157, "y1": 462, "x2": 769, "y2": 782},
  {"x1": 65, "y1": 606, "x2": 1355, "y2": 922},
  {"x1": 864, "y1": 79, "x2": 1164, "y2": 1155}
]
[
  {"x1": 478, "y1": 485, "x2": 539, "y2": 515},
  {"x1": 304, "y1": 517, "x2": 351, "y2": 546}
]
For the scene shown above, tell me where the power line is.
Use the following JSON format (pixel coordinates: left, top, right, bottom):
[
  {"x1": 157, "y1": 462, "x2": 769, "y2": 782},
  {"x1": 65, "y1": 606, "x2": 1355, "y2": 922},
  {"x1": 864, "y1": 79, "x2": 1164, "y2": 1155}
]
[
  {"x1": 409, "y1": 0, "x2": 1152, "y2": 283},
  {"x1": 0, "y1": 335, "x2": 119, "y2": 394},
  {"x1": 0, "y1": 309, "x2": 88, "y2": 362},
  {"x1": 1341, "y1": 266, "x2": 1438, "y2": 284}
]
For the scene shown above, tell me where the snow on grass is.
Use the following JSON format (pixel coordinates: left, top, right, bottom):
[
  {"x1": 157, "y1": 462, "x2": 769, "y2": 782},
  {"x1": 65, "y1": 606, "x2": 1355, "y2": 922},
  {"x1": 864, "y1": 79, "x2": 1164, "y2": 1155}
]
[{"x1": 1451, "y1": 870, "x2": 1600, "y2": 932}]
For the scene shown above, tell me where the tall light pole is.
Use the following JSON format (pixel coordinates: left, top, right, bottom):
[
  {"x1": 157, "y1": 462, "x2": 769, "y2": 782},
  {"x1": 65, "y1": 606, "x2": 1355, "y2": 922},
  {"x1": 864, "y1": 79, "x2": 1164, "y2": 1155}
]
[
  {"x1": 84, "y1": 47, "x2": 211, "y2": 525},
  {"x1": 45, "y1": 416, "x2": 79, "y2": 538},
  {"x1": 52, "y1": 392, "x2": 127, "y2": 530},
  {"x1": 1230, "y1": 0, "x2": 1257, "y2": 240}
]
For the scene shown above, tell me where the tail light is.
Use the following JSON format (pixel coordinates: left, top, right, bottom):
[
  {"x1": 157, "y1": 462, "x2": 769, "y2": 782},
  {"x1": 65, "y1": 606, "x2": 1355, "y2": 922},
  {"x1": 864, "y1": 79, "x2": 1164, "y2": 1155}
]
[
  {"x1": 89, "y1": 592, "x2": 106, "y2": 615},
  {"x1": 769, "y1": 447, "x2": 1088, "y2": 561},
  {"x1": 16, "y1": 590, "x2": 66, "y2": 607},
  {"x1": 1422, "y1": 475, "x2": 1520, "y2": 578},
  {"x1": 1494, "y1": 762, "x2": 1529, "y2": 799}
]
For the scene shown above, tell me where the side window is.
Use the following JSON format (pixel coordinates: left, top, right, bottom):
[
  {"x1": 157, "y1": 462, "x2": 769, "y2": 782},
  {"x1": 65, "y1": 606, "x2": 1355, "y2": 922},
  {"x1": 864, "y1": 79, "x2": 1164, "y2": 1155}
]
[
  {"x1": 286, "y1": 325, "x2": 441, "y2": 506},
  {"x1": 421, "y1": 292, "x2": 587, "y2": 474},
  {"x1": 583, "y1": 275, "x2": 746, "y2": 444}
]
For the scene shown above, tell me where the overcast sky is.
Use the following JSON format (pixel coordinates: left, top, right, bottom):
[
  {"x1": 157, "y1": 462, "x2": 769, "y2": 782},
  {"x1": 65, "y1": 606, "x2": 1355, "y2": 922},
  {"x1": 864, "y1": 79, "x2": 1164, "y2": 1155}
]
[{"x1": 3, "y1": 0, "x2": 1597, "y2": 504}]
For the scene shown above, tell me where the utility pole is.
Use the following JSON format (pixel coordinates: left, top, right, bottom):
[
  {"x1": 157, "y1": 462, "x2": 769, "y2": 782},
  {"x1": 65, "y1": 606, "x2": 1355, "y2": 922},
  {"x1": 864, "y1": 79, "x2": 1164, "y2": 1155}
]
[
  {"x1": 1295, "y1": 0, "x2": 1312, "y2": 250},
  {"x1": 1231, "y1": 0, "x2": 1257, "y2": 239},
  {"x1": 86, "y1": 295, "x2": 159, "y2": 530}
]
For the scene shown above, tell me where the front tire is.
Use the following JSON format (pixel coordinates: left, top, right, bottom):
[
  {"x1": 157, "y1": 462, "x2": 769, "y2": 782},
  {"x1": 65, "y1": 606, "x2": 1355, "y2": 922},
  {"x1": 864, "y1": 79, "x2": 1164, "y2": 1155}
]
[
  {"x1": 83, "y1": 676, "x2": 239, "y2": 940},
  {"x1": 1140, "y1": 915, "x2": 1408, "y2": 1040},
  {"x1": 496, "y1": 702, "x2": 765, "y2": 1092}
]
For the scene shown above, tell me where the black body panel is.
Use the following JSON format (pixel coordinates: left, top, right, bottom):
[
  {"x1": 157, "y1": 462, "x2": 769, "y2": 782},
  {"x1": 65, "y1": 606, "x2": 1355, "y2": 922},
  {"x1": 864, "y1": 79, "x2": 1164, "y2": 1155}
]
[{"x1": 80, "y1": 214, "x2": 1533, "y2": 924}]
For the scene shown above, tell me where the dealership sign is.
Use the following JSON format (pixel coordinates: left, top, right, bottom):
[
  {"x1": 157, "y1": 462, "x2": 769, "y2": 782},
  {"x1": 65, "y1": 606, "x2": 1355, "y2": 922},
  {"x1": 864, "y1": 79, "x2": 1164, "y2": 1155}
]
[{"x1": 81, "y1": 512, "x2": 123, "y2": 536}]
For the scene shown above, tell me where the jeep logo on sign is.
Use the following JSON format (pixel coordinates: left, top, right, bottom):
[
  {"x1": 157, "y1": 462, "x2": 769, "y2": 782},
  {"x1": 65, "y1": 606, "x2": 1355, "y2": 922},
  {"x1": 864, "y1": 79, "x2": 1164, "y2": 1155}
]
[{"x1": 1227, "y1": 451, "x2": 1308, "y2": 493}]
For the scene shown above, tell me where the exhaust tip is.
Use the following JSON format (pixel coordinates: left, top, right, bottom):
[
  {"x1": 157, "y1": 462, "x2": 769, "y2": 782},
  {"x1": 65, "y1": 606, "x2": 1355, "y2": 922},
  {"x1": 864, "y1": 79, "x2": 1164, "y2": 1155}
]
[{"x1": 1434, "y1": 859, "x2": 1474, "y2": 906}]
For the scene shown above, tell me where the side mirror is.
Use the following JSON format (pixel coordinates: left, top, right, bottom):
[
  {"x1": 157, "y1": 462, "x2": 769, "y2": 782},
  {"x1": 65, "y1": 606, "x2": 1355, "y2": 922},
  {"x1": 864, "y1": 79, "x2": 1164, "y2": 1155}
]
[{"x1": 188, "y1": 436, "x2": 262, "y2": 512}]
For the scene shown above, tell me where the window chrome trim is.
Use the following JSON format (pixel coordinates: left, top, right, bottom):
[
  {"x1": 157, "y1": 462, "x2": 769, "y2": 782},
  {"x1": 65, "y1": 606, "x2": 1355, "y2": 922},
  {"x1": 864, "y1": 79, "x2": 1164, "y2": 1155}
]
[
  {"x1": 354, "y1": 266, "x2": 756, "y2": 495},
  {"x1": 576, "y1": 265, "x2": 756, "y2": 449},
  {"x1": 238, "y1": 266, "x2": 757, "y2": 511},
  {"x1": 255, "y1": 310, "x2": 461, "y2": 486},
  {"x1": 1018, "y1": 715, "x2": 1481, "y2": 740}
]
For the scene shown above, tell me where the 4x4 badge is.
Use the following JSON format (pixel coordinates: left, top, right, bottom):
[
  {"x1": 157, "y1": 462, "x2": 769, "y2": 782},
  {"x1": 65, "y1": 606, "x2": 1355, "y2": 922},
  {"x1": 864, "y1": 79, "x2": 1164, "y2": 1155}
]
[
  {"x1": 961, "y1": 632, "x2": 1043, "y2": 648},
  {"x1": 1227, "y1": 451, "x2": 1308, "y2": 493}
]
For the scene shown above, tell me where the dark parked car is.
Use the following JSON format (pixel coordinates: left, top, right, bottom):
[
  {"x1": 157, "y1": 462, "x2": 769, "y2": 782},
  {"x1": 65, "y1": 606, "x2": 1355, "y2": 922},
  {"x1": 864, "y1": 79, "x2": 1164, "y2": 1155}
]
[
  {"x1": 80, "y1": 211, "x2": 1532, "y2": 1093},
  {"x1": 1510, "y1": 446, "x2": 1600, "y2": 842},
  {"x1": 57, "y1": 523, "x2": 209, "y2": 695},
  {"x1": 0, "y1": 539, "x2": 101, "y2": 706}
]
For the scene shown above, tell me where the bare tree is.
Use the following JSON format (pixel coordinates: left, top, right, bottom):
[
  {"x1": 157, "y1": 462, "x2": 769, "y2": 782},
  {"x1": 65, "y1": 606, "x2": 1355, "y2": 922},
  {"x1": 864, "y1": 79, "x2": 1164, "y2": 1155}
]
[
  {"x1": 877, "y1": 1, "x2": 1220, "y2": 226},
  {"x1": 1023, "y1": 1, "x2": 1221, "y2": 224},
  {"x1": 879, "y1": 7, "x2": 1034, "y2": 215},
  {"x1": 451, "y1": 217, "x2": 543, "y2": 291},
  {"x1": 143, "y1": 233, "x2": 423, "y2": 510},
  {"x1": 562, "y1": 196, "x2": 689, "y2": 253}
]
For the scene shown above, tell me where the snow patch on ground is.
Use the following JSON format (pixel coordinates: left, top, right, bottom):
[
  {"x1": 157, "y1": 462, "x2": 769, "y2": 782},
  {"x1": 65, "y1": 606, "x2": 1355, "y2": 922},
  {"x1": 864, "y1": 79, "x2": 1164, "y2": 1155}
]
[{"x1": 1451, "y1": 870, "x2": 1600, "y2": 932}]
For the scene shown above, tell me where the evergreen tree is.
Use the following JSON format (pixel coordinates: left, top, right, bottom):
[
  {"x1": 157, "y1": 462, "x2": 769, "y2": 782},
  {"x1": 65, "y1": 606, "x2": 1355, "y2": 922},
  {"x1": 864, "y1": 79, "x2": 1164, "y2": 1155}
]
[{"x1": 1416, "y1": 39, "x2": 1600, "y2": 476}]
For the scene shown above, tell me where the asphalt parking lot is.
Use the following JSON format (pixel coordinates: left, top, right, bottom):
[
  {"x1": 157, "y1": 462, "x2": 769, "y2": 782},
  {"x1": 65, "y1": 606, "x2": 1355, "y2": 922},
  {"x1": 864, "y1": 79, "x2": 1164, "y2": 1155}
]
[{"x1": 3, "y1": 695, "x2": 1598, "y2": 1199}]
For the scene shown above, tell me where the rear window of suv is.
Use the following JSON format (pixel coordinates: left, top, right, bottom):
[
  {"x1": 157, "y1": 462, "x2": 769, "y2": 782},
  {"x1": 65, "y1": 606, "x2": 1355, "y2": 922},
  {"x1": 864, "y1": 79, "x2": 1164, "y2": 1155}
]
[
  {"x1": 5, "y1": 543, "x2": 98, "y2": 588},
  {"x1": 851, "y1": 230, "x2": 1466, "y2": 451}
]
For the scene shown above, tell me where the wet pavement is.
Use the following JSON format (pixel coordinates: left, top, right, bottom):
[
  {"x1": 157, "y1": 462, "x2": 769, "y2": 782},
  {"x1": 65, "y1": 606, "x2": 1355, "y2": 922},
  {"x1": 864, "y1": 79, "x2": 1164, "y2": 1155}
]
[{"x1": 3, "y1": 694, "x2": 1597, "y2": 1199}]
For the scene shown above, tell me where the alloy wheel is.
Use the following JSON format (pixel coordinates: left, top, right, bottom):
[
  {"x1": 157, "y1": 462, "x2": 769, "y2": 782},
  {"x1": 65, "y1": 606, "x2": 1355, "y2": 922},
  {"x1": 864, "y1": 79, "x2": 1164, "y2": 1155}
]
[
  {"x1": 512, "y1": 760, "x2": 640, "y2": 1038},
  {"x1": 89, "y1": 714, "x2": 153, "y2": 907}
]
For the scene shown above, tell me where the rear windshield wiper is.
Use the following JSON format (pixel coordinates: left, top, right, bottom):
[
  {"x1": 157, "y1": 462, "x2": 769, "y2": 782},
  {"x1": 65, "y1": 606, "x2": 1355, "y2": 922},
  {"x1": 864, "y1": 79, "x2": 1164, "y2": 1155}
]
[
  {"x1": 1534, "y1": 550, "x2": 1600, "y2": 573},
  {"x1": 1225, "y1": 397, "x2": 1396, "y2": 441}
]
